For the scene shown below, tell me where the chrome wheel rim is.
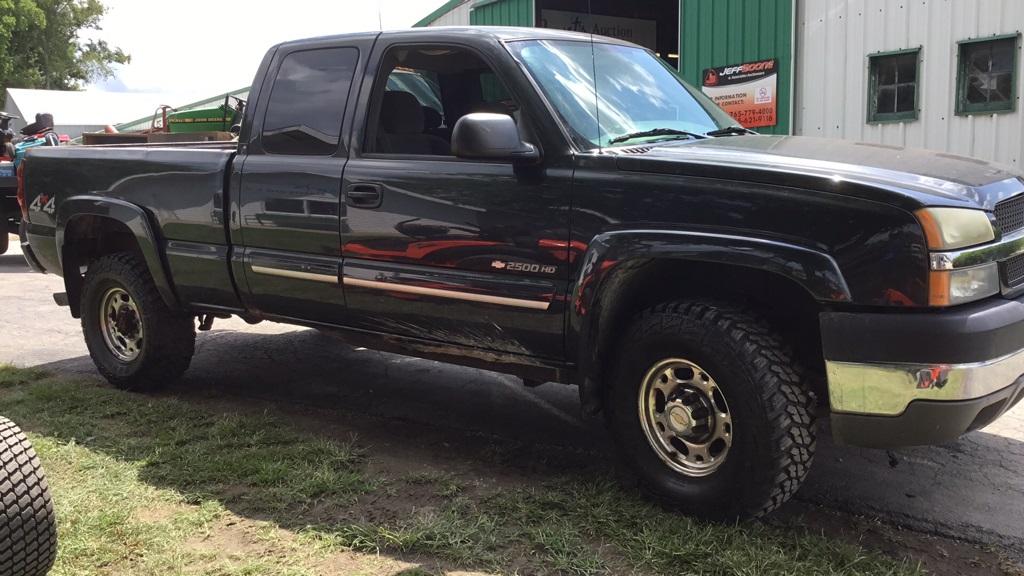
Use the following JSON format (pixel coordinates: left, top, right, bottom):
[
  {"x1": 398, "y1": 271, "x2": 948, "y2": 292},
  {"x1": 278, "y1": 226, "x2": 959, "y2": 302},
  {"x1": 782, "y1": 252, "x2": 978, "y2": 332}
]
[
  {"x1": 638, "y1": 358, "x2": 733, "y2": 477},
  {"x1": 100, "y1": 287, "x2": 143, "y2": 362}
]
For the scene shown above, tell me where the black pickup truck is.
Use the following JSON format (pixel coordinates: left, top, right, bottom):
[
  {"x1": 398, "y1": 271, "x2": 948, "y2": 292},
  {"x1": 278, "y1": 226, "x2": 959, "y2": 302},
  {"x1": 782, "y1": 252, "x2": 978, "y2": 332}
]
[{"x1": 19, "y1": 27, "x2": 1024, "y2": 519}]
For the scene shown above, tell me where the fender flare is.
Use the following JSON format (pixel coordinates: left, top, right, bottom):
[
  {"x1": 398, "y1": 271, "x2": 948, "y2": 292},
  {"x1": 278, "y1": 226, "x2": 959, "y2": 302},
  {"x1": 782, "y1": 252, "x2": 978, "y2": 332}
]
[
  {"x1": 56, "y1": 196, "x2": 179, "y2": 315},
  {"x1": 569, "y1": 229, "x2": 851, "y2": 413}
]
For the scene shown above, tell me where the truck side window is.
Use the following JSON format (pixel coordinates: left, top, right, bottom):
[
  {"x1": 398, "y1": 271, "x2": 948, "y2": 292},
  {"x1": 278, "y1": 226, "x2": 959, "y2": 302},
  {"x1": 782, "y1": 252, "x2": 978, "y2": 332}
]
[
  {"x1": 368, "y1": 45, "x2": 517, "y2": 156},
  {"x1": 262, "y1": 47, "x2": 358, "y2": 155}
]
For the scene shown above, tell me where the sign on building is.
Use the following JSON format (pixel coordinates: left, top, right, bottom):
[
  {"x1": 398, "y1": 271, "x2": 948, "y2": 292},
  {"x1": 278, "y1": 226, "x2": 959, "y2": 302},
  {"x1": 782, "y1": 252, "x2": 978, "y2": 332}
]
[
  {"x1": 539, "y1": 10, "x2": 657, "y2": 50},
  {"x1": 701, "y1": 59, "x2": 778, "y2": 129}
]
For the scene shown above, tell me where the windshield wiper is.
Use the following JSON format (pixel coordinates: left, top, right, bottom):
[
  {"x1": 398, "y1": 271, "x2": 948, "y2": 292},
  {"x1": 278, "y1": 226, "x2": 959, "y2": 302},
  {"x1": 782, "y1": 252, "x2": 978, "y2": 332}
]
[
  {"x1": 608, "y1": 128, "x2": 708, "y2": 145},
  {"x1": 705, "y1": 125, "x2": 758, "y2": 137}
]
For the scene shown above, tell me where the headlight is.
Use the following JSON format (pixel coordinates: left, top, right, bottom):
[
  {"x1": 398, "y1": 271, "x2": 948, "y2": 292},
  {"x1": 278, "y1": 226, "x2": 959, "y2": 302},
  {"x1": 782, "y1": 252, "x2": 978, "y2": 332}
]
[
  {"x1": 916, "y1": 207, "x2": 995, "y2": 250},
  {"x1": 929, "y1": 262, "x2": 1000, "y2": 306}
]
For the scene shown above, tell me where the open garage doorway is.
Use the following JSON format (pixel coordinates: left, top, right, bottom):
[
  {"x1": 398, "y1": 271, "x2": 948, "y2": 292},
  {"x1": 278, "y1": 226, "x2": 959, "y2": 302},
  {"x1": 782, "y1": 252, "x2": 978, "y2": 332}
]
[{"x1": 533, "y1": 0, "x2": 680, "y2": 68}]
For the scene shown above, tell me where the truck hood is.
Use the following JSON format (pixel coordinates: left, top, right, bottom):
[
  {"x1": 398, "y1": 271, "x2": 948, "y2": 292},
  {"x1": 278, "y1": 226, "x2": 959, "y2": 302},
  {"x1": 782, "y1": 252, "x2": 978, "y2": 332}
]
[{"x1": 613, "y1": 135, "x2": 1024, "y2": 210}]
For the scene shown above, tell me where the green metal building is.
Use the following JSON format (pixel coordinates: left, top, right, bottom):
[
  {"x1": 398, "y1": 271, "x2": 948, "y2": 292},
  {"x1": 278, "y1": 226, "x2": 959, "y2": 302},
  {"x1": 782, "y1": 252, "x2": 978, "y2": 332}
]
[
  {"x1": 415, "y1": 0, "x2": 1024, "y2": 167},
  {"x1": 414, "y1": 0, "x2": 795, "y2": 135}
]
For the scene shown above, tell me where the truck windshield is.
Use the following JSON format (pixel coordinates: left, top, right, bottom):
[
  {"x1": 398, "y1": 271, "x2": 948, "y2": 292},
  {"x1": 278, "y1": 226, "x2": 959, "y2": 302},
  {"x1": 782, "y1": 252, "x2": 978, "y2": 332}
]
[{"x1": 507, "y1": 40, "x2": 735, "y2": 149}]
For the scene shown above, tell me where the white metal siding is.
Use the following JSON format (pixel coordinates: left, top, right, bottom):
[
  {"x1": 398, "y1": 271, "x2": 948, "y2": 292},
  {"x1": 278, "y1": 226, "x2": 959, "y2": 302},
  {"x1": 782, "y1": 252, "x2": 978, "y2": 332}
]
[
  {"x1": 427, "y1": 1, "x2": 472, "y2": 26},
  {"x1": 795, "y1": 0, "x2": 1024, "y2": 169}
]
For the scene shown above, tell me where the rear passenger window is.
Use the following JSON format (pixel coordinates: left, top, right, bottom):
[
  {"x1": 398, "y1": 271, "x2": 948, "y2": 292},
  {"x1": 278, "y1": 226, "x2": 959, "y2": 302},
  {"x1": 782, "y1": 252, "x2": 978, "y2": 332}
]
[{"x1": 262, "y1": 47, "x2": 358, "y2": 155}]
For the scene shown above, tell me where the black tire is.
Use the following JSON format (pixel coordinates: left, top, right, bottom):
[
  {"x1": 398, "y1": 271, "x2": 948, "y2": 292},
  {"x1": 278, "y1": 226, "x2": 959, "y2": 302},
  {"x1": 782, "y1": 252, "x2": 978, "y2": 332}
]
[
  {"x1": 0, "y1": 228, "x2": 9, "y2": 255},
  {"x1": 81, "y1": 252, "x2": 196, "y2": 391},
  {"x1": 0, "y1": 416, "x2": 57, "y2": 576},
  {"x1": 605, "y1": 300, "x2": 816, "y2": 520}
]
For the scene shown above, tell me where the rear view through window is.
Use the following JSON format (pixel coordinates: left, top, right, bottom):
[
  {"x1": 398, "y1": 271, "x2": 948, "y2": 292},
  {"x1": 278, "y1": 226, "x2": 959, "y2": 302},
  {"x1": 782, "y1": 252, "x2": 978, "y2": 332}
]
[{"x1": 262, "y1": 47, "x2": 358, "y2": 155}]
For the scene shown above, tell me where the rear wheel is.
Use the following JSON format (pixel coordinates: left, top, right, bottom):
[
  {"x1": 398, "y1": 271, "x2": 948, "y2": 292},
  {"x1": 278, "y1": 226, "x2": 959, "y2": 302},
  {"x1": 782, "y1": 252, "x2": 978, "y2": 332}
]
[
  {"x1": 81, "y1": 253, "x2": 196, "y2": 391},
  {"x1": 605, "y1": 300, "x2": 816, "y2": 519},
  {"x1": 0, "y1": 416, "x2": 57, "y2": 576}
]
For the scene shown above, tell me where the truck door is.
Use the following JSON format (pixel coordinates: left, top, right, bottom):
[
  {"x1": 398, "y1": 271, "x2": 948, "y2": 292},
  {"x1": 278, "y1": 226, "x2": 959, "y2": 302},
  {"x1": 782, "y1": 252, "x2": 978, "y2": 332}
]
[
  {"x1": 338, "y1": 40, "x2": 572, "y2": 360},
  {"x1": 235, "y1": 39, "x2": 370, "y2": 323}
]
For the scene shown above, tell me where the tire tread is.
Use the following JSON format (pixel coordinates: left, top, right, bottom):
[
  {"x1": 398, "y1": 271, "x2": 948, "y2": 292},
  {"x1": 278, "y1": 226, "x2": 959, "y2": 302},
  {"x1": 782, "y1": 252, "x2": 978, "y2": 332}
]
[
  {"x1": 616, "y1": 299, "x2": 816, "y2": 518},
  {"x1": 0, "y1": 417, "x2": 56, "y2": 576},
  {"x1": 81, "y1": 252, "x2": 195, "y2": 390}
]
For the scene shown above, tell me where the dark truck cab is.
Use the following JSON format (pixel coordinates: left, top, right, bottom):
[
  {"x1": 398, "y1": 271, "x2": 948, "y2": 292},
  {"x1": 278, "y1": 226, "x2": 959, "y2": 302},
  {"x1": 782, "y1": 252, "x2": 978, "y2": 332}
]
[{"x1": 20, "y1": 27, "x2": 1024, "y2": 518}]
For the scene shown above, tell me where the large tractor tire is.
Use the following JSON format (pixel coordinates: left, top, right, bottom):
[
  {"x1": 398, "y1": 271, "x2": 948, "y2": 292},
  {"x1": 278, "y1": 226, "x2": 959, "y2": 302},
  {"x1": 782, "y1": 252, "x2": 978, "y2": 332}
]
[{"x1": 0, "y1": 416, "x2": 57, "y2": 576}]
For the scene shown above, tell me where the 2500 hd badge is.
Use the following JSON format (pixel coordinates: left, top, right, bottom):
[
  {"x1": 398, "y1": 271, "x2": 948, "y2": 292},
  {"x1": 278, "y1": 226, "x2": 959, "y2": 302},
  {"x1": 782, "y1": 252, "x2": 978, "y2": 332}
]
[{"x1": 492, "y1": 260, "x2": 558, "y2": 274}]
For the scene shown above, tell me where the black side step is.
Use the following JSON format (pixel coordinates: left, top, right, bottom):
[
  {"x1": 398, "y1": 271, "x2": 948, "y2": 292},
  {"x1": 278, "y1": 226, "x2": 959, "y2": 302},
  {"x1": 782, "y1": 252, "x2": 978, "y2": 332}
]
[{"x1": 52, "y1": 292, "x2": 69, "y2": 307}]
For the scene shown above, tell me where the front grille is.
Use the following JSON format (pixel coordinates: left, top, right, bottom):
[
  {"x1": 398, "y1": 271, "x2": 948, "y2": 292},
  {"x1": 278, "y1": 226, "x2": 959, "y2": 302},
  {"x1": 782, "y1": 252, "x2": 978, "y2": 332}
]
[
  {"x1": 1003, "y1": 252, "x2": 1024, "y2": 288},
  {"x1": 995, "y1": 194, "x2": 1024, "y2": 235}
]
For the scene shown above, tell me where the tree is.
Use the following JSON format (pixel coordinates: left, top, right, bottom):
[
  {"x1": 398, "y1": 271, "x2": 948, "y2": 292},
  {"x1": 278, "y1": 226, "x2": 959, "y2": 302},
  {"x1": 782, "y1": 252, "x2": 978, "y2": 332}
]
[
  {"x1": 0, "y1": 0, "x2": 129, "y2": 102},
  {"x1": 0, "y1": 0, "x2": 45, "y2": 91}
]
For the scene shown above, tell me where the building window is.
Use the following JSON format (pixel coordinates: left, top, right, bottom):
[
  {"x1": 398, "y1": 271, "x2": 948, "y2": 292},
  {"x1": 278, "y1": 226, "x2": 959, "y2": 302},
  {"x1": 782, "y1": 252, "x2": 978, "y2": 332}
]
[
  {"x1": 956, "y1": 35, "x2": 1019, "y2": 116},
  {"x1": 867, "y1": 48, "x2": 920, "y2": 123}
]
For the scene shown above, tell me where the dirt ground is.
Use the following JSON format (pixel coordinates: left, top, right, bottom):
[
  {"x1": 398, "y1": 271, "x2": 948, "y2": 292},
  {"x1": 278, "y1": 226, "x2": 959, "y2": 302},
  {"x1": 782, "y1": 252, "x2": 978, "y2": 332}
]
[{"x1": 2, "y1": 239, "x2": 1023, "y2": 574}]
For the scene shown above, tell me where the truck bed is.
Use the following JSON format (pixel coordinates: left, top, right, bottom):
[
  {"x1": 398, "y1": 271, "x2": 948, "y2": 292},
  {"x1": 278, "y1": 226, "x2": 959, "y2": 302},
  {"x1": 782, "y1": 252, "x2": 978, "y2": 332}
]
[
  {"x1": 80, "y1": 141, "x2": 238, "y2": 150},
  {"x1": 22, "y1": 144, "x2": 238, "y2": 309}
]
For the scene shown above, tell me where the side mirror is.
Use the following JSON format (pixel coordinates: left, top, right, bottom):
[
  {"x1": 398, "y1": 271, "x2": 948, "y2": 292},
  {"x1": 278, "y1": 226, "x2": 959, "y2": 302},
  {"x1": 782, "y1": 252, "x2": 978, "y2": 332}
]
[
  {"x1": 451, "y1": 113, "x2": 539, "y2": 162},
  {"x1": 230, "y1": 124, "x2": 242, "y2": 136}
]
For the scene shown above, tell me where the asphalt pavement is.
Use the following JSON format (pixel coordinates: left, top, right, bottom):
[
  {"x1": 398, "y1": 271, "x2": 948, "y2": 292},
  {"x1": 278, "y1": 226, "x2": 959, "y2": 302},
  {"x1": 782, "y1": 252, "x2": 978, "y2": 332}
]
[{"x1": 1, "y1": 237, "x2": 1022, "y2": 558}]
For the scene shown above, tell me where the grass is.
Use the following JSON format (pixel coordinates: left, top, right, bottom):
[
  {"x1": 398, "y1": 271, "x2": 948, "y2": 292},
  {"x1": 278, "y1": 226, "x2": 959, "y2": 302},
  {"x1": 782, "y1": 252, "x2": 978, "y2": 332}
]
[{"x1": 0, "y1": 364, "x2": 928, "y2": 576}]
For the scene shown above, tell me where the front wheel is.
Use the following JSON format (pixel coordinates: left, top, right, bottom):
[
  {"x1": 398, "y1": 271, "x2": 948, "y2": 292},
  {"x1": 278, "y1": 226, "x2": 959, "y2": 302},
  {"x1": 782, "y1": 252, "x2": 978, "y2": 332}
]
[
  {"x1": 81, "y1": 253, "x2": 196, "y2": 391},
  {"x1": 605, "y1": 300, "x2": 816, "y2": 519}
]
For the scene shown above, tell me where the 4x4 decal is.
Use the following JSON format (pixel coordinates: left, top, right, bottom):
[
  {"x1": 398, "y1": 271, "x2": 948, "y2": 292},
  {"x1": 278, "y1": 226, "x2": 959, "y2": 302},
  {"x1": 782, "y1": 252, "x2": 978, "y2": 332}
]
[{"x1": 29, "y1": 194, "x2": 55, "y2": 215}]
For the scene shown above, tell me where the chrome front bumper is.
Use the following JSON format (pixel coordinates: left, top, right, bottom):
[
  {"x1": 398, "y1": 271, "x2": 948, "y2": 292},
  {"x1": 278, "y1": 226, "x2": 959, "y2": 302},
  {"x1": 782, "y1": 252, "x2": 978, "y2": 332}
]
[
  {"x1": 826, "y1": 347, "x2": 1024, "y2": 416},
  {"x1": 821, "y1": 294, "x2": 1024, "y2": 447}
]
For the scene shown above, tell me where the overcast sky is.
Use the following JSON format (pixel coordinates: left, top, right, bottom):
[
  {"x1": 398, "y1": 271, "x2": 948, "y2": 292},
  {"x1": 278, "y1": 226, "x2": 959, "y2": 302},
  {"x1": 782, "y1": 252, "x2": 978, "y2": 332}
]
[{"x1": 88, "y1": 0, "x2": 435, "y2": 94}]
